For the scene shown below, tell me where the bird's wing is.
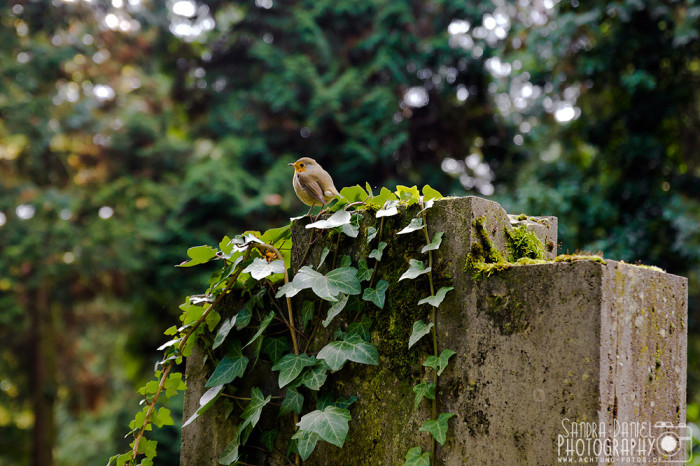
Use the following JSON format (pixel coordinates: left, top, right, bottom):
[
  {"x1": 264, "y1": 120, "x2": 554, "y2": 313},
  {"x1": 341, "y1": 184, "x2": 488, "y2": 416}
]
[{"x1": 297, "y1": 173, "x2": 327, "y2": 205}]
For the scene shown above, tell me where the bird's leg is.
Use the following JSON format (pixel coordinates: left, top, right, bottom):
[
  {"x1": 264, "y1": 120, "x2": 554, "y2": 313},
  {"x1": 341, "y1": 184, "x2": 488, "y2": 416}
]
[
  {"x1": 305, "y1": 204, "x2": 314, "y2": 218},
  {"x1": 312, "y1": 204, "x2": 329, "y2": 223}
]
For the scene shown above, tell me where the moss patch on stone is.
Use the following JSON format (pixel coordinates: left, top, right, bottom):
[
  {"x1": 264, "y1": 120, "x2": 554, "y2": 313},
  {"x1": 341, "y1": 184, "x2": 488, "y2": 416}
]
[
  {"x1": 505, "y1": 224, "x2": 546, "y2": 262},
  {"x1": 554, "y1": 254, "x2": 606, "y2": 264}
]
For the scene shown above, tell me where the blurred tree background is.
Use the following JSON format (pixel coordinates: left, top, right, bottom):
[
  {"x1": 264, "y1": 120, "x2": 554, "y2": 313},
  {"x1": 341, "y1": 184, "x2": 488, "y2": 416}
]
[{"x1": 0, "y1": 0, "x2": 698, "y2": 464}]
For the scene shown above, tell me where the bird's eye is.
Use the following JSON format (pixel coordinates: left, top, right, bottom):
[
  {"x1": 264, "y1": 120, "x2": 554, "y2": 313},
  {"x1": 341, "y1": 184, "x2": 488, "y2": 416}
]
[{"x1": 300, "y1": 163, "x2": 305, "y2": 167}]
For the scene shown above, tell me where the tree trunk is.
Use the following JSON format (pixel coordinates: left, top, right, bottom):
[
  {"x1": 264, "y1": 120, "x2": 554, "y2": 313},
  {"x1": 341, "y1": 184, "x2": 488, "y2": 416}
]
[{"x1": 28, "y1": 284, "x2": 56, "y2": 466}]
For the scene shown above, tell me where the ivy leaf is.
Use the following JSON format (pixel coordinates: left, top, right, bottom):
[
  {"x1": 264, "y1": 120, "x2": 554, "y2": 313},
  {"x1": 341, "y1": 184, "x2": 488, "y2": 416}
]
[
  {"x1": 261, "y1": 430, "x2": 278, "y2": 451},
  {"x1": 404, "y1": 446, "x2": 431, "y2": 466},
  {"x1": 218, "y1": 429, "x2": 241, "y2": 465},
  {"x1": 421, "y1": 231, "x2": 444, "y2": 253},
  {"x1": 397, "y1": 217, "x2": 425, "y2": 235},
  {"x1": 244, "y1": 311, "x2": 275, "y2": 348},
  {"x1": 134, "y1": 438, "x2": 158, "y2": 459},
  {"x1": 356, "y1": 259, "x2": 372, "y2": 282},
  {"x1": 396, "y1": 185, "x2": 420, "y2": 203},
  {"x1": 341, "y1": 222, "x2": 360, "y2": 238},
  {"x1": 369, "y1": 187, "x2": 398, "y2": 209},
  {"x1": 322, "y1": 294, "x2": 349, "y2": 328},
  {"x1": 408, "y1": 320, "x2": 434, "y2": 349},
  {"x1": 417, "y1": 286, "x2": 454, "y2": 308},
  {"x1": 339, "y1": 185, "x2": 368, "y2": 203},
  {"x1": 212, "y1": 315, "x2": 237, "y2": 350},
  {"x1": 301, "y1": 300, "x2": 314, "y2": 331},
  {"x1": 376, "y1": 200, "x2": 399, "y2": 218},
  {"x1": 412, "y1": 381, "x2": 436, "y2": 411},
  {"x1": 235, "y1": 307, "x2": 252, "y2": 330},
  {"x1": 291, "y1": 429, "x2": 321, "y2": 461},
  {"x1": 339, "y1": 255, "x2": 352, "y2": 267},
  {"x1": 205, "y1": 341, "x2": 249, "y2": 387},
  {"x1": 262, "y1": 337, "x2": 289, "y2": 364},
  {"x1": 418, "y1": 412, "x2": 455, "y2": 446},
  {"x1": 218, "y1": 235, "x2": 233, "y2": 256},
  {"x1": 399, "y1": 259, "x2": 431, "y2": 281},
  {"x1": 368, "y1": 242, "x2": 387, "y2": 261},
  {"x1": 418, "y1": 199, "x2": 434, "y2": 214},
  {"x1": 422, "y1": 185, "x2": 443, "y2": 201},
  {"x1": 275, "y1": 281, "x2": 302, "y2": 299},
  {"x1": 296, "y1": 406, "x2": 351, "y2": 448},
  {"x1": 346, "y1": 316, "x2": 372, "y2": 341},
  {"x1": 292, "y1": 266, "x2": 361, "y2": 302},
  {"x1": 182, "y1": 384, "x2": 225, "y2": 428},
  {"x1": 206, "y1": 309, "x2": 221, "y2": 332},
  {"x1": 366, "y1": 226, "x2": 377, "y2": 244},
  {"x1": 317, "y1": 247, "x2": 330, "y2": 269},
  {"x1": 299, "y1": 362, "x2": 329, "y2": 390},
  {"x1": 423, "y1": 349, "x2": 457, "y2": 376},
  {"x1": 306, "y1": 210, "x2": 351, "y2": 230},
  {"x1": 362, "y1": 280, "x2": 389, "y2": 309},
  {"x1": 153, "y1": 407, "x2": 174, "y2": 427},
  {"x1": 157, "y1": 338, "x2": 180, "y2": 351},
  {"x1": 272, "y1": 353, "x2": 316, "y2": 388},
  {"x1": 279, "y1": 387, "x2": 304, "y2": 417},
  {"x1": 240, "y1": 387, "x2": 271, "y2": 432},
  {"x1": 177, "y1": 245, "x2": 217, "y2": 267},
  {"x1": 317, "y1": 334, "x2": 379, "y2": 371},
  {"x1": 242, "y1": 258, "x2": 285, "y2": 281},
  {"x1": 163, "y1": 372, "x2": 187, "y2": 398}
]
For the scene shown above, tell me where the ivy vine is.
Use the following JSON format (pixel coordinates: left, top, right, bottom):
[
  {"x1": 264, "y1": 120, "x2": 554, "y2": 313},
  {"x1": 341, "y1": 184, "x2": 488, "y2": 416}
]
[{"x1": 109, "y1": 184, "x2": 456, "y2": 466}]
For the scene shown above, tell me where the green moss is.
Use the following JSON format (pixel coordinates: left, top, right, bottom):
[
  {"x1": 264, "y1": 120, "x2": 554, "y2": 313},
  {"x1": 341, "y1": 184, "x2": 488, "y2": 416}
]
[
  {"x1": 505, "y1": 224, "x2": 546, "y2": 262},
  {"x1": 513, "y1": 257, "x2": 549, "y2": 266},
  {"x1": 363, "y1": 215, "x2": 430, "y2": 378},
  {"x1": 464, "y1": 216, "x2": 509, "y2": 279},
  {"x1": 627, "y1": 262, "x2": 666, "y2": 273},
  {"x1": 554, "y1": 254, "x2": 606, "y2": 264},
  {"x1": 516, "y1": 213, "x2": 528, "y2": 221}
]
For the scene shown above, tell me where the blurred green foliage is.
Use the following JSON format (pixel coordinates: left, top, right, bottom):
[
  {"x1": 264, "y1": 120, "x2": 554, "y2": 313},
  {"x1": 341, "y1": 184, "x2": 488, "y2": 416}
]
[{"x1": 0, "y1": 0, "x2": 698, "y2": 464}]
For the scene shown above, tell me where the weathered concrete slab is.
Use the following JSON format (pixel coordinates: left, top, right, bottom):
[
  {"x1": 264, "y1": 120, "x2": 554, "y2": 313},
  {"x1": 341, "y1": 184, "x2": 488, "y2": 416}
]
[{"x1": 180, "y1": 196, "x2": 687, "y2": 465}]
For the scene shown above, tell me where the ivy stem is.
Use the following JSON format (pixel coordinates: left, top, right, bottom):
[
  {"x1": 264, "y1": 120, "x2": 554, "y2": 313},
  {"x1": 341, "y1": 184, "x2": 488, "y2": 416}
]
[
  {"x1": 421, "y1": 207, "x2": 438, "y2": 456},
  {"x1": 368, "y1": 217, "x2": 385, "y2": 289},
  {"x1": 130, "y1": 248, "x2": 251, "y2": 463},
  {"x1": 254, "y1": 243, "x2": 299, "y2": 357},
  {"x1": 253, "y1": 243, "x2": 301, "y2": 466}
]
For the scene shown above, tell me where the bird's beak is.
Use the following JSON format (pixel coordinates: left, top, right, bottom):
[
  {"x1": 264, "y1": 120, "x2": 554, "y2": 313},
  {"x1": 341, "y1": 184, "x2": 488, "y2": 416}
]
[{"x1": 288, "y1": 163, "x2": 294, "y2": 167}]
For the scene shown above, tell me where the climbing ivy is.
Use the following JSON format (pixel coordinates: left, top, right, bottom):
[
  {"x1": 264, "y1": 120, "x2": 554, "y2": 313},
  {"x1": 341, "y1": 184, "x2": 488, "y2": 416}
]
[{"x1": 109, "y1": 184, "x2": 455, "y2": 466}]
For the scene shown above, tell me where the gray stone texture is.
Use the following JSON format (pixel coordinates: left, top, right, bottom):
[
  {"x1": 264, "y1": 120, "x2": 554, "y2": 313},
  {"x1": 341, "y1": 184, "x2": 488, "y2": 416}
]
[{"x1": 180, "y1": 196, "x2": 687, "y2": 465}]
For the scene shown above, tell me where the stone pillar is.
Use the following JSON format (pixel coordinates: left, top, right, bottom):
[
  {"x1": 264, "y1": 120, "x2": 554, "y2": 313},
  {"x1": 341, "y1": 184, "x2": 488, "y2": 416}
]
[{"x1": 180, "y1": 196, "x2": 688, "y2": 465}]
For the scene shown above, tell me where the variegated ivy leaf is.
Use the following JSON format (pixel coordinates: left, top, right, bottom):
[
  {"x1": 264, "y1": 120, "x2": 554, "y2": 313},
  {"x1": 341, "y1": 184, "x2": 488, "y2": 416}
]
[
  {"x1": 417, "y1": 286, "x2": 454, "y2": 308},
  {"x1": 369, "y1": 242, "x2": 387, "y2": 261},
  {"x1": 376, "y1": 200, "x2": 399, "y2": 218},
  {"x1": 242, "y1": 258, "x2": 285, "y2": 281},
  {"x1": 408, "y1": 320, "x2": 433, "y2": 348},
  {"x1": 322, "y1": 294, "x2": 349, "y2": 328},
  {"x1": 397, "y1": 217, "x2": 425, "y2": 235},
  {"x1": 305, "y1": 210, "x2": 351, "y2": 230},
  {"x1": 421, "y1": 231, "x2": 444, "y2": 253},
  {"x1": 399, "y1": 259, "x2": 431, "y2": 281},
  {"x1": 366, "y1": 226, "x2": 378, "y2": 244}
]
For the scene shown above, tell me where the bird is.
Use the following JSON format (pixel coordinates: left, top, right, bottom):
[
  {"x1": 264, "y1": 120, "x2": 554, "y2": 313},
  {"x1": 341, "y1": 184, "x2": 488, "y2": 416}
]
[{"x1": 288, "y1": 157, "x2": 340, "y2": 217}]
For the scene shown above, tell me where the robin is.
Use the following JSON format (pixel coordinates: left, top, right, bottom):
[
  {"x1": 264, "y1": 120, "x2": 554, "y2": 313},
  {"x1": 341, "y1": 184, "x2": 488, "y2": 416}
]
[{"x1": 288, "y1": 157, "x2": 340, "y2": 217}]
